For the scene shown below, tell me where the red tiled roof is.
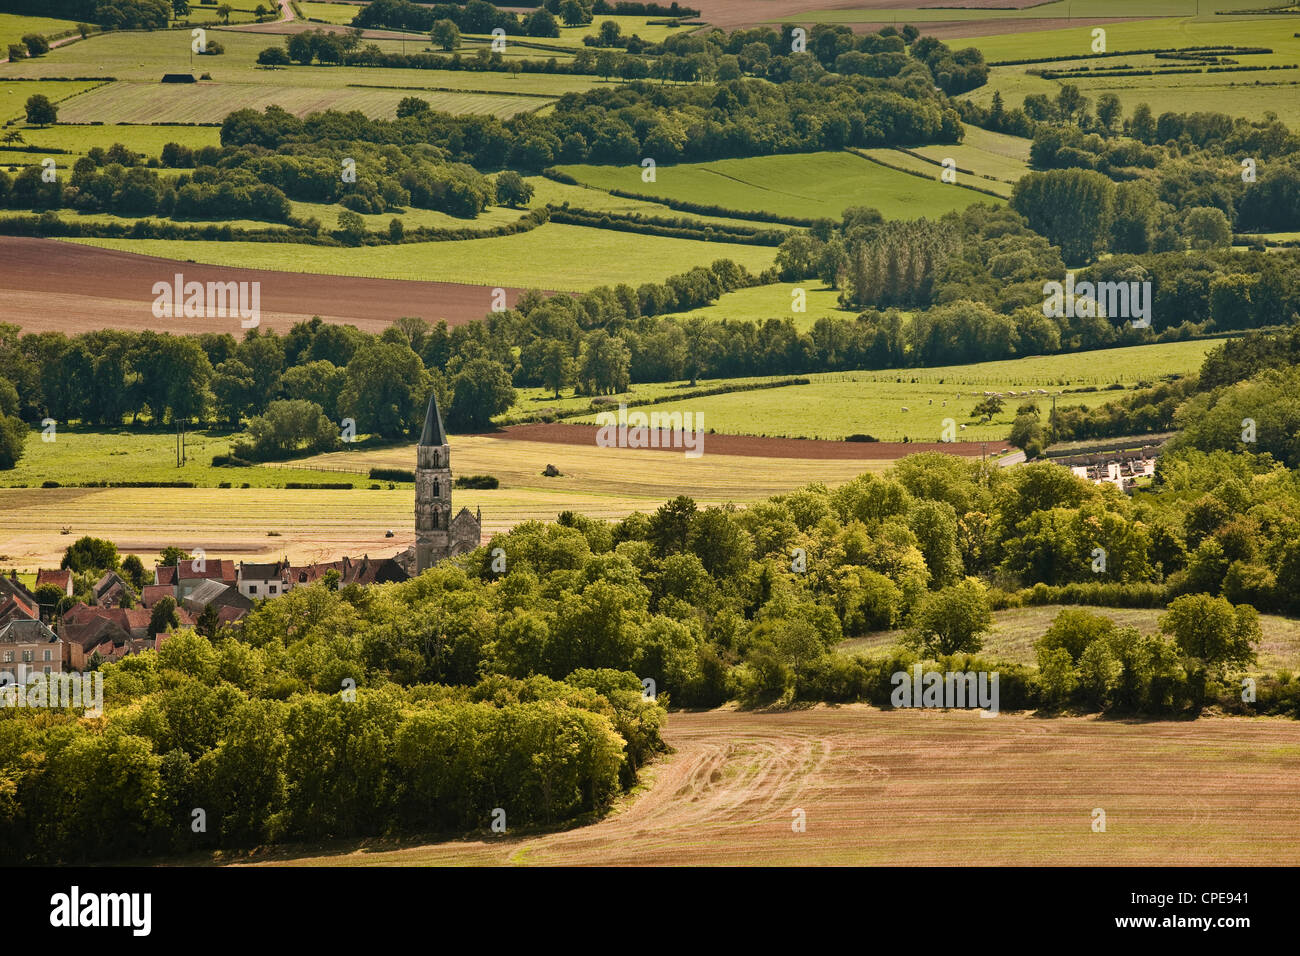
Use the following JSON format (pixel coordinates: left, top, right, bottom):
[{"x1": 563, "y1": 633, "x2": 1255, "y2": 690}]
[
  {"x1": 141, "y1": 584, "x2": 173, "y2": 608},
  {"x1": 35, "y1": 569, "x2": 72, "y2": 590},
  {"x1": 216, "y1": 605, "x2": 247, "y2": 624}
]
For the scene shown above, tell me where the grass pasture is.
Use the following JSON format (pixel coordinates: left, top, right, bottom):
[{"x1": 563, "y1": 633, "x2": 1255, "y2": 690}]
[
  {"x1": 863, "y1": 125, "x2": 1033, "y2": 198},
  {"x1": 0, "y1": 79, "x2": 104, "y2": 124},
  {"x1": 569, "y1": 339, "x2": 1220, "y2": 441},
  {"x1": 257, "y1": 705, "x2": 1300, "y2": 866},
  {"x1": 12, "y1": 122, "x2": 223, "y2": 157},
  {"x1": 297, "y1": 2, "x2": 366, "y2": 25},
  {"x1": 962, "y1": 14, "x2": 1300, "y2": 125},
  {"x1": 69, "y1": 222, "x2": 779, "y2": 288},
  {"x1": 0, "y1": 14, "x2": 82, "y2": 53},
  {"x1": 556, "y1": 150, "x2": 1001, "y2": 223},
  {"x1": 664, "y1": 281, "x2": 857, "y2": 331}
]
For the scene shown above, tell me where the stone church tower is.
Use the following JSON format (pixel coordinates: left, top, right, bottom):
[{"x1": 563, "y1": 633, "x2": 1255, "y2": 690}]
[{"x1": 414, "y1": 392, "x2": 482, "y2": 573}]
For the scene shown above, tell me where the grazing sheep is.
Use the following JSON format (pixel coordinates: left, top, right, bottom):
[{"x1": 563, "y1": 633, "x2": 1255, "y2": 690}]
[
  {"x1": 960, "y1": 424, "x2": 967, "y2": 430},
  {"x1": 901, "y1": 406, "x2": 909, "y2": 412}
]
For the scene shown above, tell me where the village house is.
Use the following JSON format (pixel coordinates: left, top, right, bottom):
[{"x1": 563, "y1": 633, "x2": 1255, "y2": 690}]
[
  {"x1": 0, "y1": 618, "x2": 63, "y2": 684},
  {"x1": 92, "y1": 570, "x2": 137, "y2": 609},
  {"x1": 140, "y1": 583, "x2": 175, "y2": 609},
  {"x1": 57, "y1": 602, "x2": 192, "y2": 670},
  {"x1": 155, "y1": 557, "x2": 237, "y2": 600},
  {"x1": 237, "y1": 560, "x2": 289, "y2": 600},
  {"x1": 0, "y1": 574, "x2": 39, "y2": 627},
  {"x1": 35, "y1": 569, "x2": 73, "y2": 598},
  {"x1": 182, "y1": 579, "x2": 253, "y2": 622}
]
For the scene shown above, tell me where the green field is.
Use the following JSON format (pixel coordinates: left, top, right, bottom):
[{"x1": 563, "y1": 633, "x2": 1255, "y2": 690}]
[
  {"x1": 780, "y1": 1, "x2": 1275, "y2": 27},
  {"x1": 556, "y1": 150, "x2": 1001, "y2": 223},
  {"x1": 663, "y1": 281, "x2": 856, "y2": 331},
  {"x1": 866, "y1": 125, "x2": 1032, "y2": 198},
  {"x1": 30, "y1": 171, "x2": 757, "y2": 238},
  {"x1": 68, "y1": 222, "x2": 779, "y2": 288},
  {"x1": 570, "y1": 339, "x2": 1221, "y2": 441},
  {"x1": 0, "y1": 13, "x2": 82, "y2": 51},
  {"x1": 0, "y1": 426, "x2": 376, "y2": 490},
  {"x1": 0, "y1": 79, "x2": 105, "y2": 123},
  {"x1": 297, "y1": 2, "x2": 366, "y2": 25},
  {"x1": 960, "y1": 15, "x2": 1300, "y2": 125},
  {"x1": 11, "y1": 121, "x2": 223, "y2": 156},
  {"x1": 840, "y1": 603, "x2": 1300, "y2": 674}
]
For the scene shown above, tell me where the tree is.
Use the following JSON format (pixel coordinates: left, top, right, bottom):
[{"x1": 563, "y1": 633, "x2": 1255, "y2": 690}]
[
  {"x1": 560, "y1": 0, "x2": 589, "y2": 27},
  {"x1": 217, "y1": 3, "x2": 233, "y2": 24},
  {"x1": 431, "y1": 19, "x2": 460, "y2": 52},
  {"x1": 242, "y1": 400, "x2": 338, "y2": 459},
  {"x1": 396, "y1": 96, "x2": 430, "y2": 118},
  {"x1": 149, "y1": 596, "x2": 180, "y2": 637},
  {"x1": 906, "y1": 578, "x2": 992, "y2": 656},
  {"x1": 1009, "y1": 413, "x2": 1045, "y2": 458},
  {"x1": 970, "y1": 395, "x2": 1004, "y2": 420},
  {"x1": 648, "y1": 495, "x2": 697, "y2": 556},
  {"x1": 338, "y1": 342, "x2": 428, "y2": 439},
  {"x1": 1095, "y1": 93, "x2": 1121, "y2": 133},
  {"x1": 121, "y1": 554, "x2": 147, "y2": 591},
  {"x1": 211, "y1": 359, "x2": 258, "y2": 427},
  {"x1": 523, "y1": 7, "x2": 559, "y2": 37},
  {"x1": 0, "y1": 412, "x2": 24, "y2": 470},
  {"x1": 1182, "y1": 206, "x2": 1231, "y2": 250},
  {"x1": 159, "y1": 546, "x2": 192, "y2": 567},
  {"x1": 539, "y1": 340, "x2": 573, "y2": 399},
  {"x1": 448, "y1": 358, "x2": 515, "y2": 431},
  {"x1": 1160, "y1": 593, "x2": 1260, "y2": 673},
  {"x1": 196, "y1": 601, "x2": 220, "y2": 638},
  {"x1": 336, "y1": 209, "x2": 366, "y2": 246},
  {"x1": 24, "y1": 94, "x2": 57, "y2": 126},
  {"x1": 22, "y1": 34, "x2": 49, "y2": 57},
  {"x1": 61, "y1": 536, "x2": 120, "y2": 573},
  {"x1": 495, "y1": 169, "x2": 533, "y2": 208},
  {"x1": 1011, "y1": 169, "x2": 1114, "y2": 264},
  {"x1": 255, "y1": 45, "x2": 287, "y2": 64},
  {"x1": 172, "y1": 0, "x2": 190, "y2": 18}
]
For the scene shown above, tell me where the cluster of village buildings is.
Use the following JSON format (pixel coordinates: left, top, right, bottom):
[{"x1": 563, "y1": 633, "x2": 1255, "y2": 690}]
[{"x1": 0, "y1": 554, "x2": 409, "y2": 683}]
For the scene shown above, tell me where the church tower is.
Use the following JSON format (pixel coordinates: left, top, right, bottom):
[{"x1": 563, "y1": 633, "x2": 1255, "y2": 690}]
[{"x1": 415, "y1": 392, "x2": 451, "y2": 574}]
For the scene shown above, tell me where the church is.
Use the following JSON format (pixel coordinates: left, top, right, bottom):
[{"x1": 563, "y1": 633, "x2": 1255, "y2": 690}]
[{"x1": 404, "y1": 392, "x2": 482, "y2": 574}]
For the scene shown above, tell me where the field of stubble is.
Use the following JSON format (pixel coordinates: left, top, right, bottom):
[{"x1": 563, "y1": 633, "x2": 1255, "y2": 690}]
[{"x1": 253, "y1": 707, "x2": 1300, "y2": 867}]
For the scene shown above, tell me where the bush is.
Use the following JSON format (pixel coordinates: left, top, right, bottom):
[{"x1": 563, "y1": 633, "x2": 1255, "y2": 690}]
[
  {"x1": 454, "y1": 474, "x2": 499, "y2": 489},
  {"x1": 369, "y1": 467, "x2": 415, "y2": 482}
]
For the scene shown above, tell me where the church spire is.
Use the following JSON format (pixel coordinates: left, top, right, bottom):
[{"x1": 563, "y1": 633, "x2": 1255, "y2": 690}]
[{"x1": 419, "y1": 391, "x2": 446, "y2": 447}]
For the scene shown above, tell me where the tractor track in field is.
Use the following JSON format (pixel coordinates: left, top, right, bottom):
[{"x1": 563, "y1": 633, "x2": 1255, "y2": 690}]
[{"x1": 247, "y1": 707, "x2": 1300, "y2": 867}]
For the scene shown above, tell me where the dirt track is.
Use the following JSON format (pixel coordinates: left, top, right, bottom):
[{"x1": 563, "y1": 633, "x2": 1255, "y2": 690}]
[
  {"x1": 256, "y1": 706, "x2": 1300, "y2": 866},
  {"x1": 0, "y1": 238, "x2": 526, "y2": 334},
  {"x1": 490, "y1": 423, "x2": 1012, "y2": 460}
]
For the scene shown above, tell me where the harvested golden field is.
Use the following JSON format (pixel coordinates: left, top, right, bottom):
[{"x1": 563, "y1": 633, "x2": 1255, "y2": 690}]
[
  {"x1": 251, "y1": 706, "x2": 1300, "y2": 866},
  {"x1": 841, "y1": 604, "x2": 1300, "y2": 675},
  {"x1": 0, "y1": 435, "x2": 882, "y2": 569}
]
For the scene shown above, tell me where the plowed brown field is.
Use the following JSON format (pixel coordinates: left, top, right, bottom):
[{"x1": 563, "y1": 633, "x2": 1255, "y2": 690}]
[
  {"x1": 0, "y1": 238, "x2": 525, "y2": 334},
  {"x1": 486, "y1": 423, "x2": 1012, "y2": 460},
  {"x1": 255, "y1": 707, "x2": 1300, "y2": 866}
]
